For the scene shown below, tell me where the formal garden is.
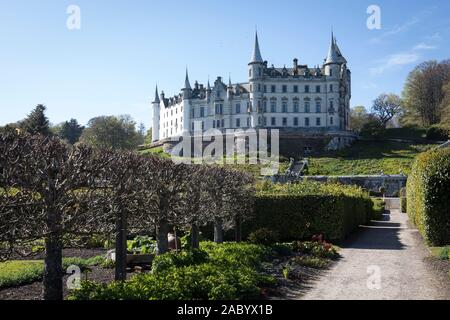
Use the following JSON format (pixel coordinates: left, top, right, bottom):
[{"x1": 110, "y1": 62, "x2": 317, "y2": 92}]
[{"x1": 0, "y1": 130, "x2": 390, "y2": 300}]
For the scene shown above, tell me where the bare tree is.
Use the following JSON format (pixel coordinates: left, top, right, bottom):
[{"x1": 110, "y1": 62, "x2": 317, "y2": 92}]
[{"x1": 371, "y1": 94, "x2": 402, "y2": 127}]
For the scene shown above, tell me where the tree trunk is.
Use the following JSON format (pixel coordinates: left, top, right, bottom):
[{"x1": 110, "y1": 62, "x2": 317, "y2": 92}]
[
  {"x1": 214, "y1": 219, "x2": 224, "y2": 243},
  {"x1": 191, "y1": 223, "x2": 200, "y2": 249},
  {"x1": 156, "y1": 218, "x2": 170, "y2": 255},
  {"x1": 43, "y1": 228, "x2": 63, "y2": 300},
  {"x1": 115, "y1": 209, "x2": 127, "y2": 281},
  {"x1": 235, "y1": 215, "x2": 242, "y2": 243}
]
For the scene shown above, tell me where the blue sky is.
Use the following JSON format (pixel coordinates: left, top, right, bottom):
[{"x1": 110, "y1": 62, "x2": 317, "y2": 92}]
[{"x1": 0, "y1": 0, "x2": 449, "y2": 130}]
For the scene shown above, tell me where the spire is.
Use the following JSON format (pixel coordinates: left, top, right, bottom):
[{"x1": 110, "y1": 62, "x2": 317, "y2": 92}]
[
  {"x1": 184, "y1": 68, "x2": 191, "y2": 90},
  {"x1": 325, "y1": 32, "x2": 338, "y2": 64},
  {"x1": 207, "y1": 78, "x2": 211, "y2": 91},
  {"x1": 153, "y1": 85, "x2": 160, "y2": 104},
  {"x1": 250, "y1": 31, "x2": 263, "y2": 63},
  {"x1": 228, "y1": 75, "x2": 232, "y2": 88}
]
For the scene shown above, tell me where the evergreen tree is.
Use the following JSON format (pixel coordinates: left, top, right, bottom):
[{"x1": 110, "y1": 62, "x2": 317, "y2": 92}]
[
  {"x1": 55, "y1": 119, "x2": 85, "y2": 144},
  {"x1": 20, "y1": 104, "x2": 50, "y2": 136}
]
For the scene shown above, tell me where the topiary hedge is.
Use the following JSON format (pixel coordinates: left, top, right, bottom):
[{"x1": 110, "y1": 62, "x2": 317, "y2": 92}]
[
  {"x1": 243, "y1": 182, "x2": 374, "y2": 242},
  {"x1": 407, "y1": 148, "x2": 450, "y2": 245}
]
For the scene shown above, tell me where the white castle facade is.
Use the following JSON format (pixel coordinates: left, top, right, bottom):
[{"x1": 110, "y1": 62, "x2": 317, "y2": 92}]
[{"x1": 151, "y1": 32, "x2": 351, "y2": 142}]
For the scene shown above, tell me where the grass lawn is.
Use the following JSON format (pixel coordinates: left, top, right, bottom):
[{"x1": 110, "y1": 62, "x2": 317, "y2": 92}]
[
  {"x1": 306, "y1": 140, "x2": 436, "y2": 176},
  {"x1": 0, "y1": 256, "x2": 105, "y2": 289}
]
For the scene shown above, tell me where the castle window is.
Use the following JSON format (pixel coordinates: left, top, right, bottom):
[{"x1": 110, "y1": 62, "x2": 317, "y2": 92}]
[
  {"x1": 191, "y1": 122, "x2": 195, "y2": 131},
  {"x1": 271, "y1": 117, "x2": 276, "y2": 126},
  {"x1": 200, "y1": 107, "x2": 205, "y2": 117},
  {"x1": 258, "y1": 84, "x2": 261, "y2": 92},
  {"x1": 282, "y1": 117, "x2": 287, "y2": 126},
  {"x1": 216, "y1": 120, "x2": 221, "y2": 128},
  {"x1": 330, "y1": 69, "x2": 333, "y2": 77},
  {"x1": 293, "y1": 85, "x2": 298, "y2": 93},
  {"x1": 316, "y1": 85, "x2": 321, "y2": 93},
  {"x1": 249, "y1": 69, "x2": 252, "y2": 77},
  {"x1": 294, "y1": 117, "x2": 299, "y2": 126},
  {"x1": 282, "y1": 101, "x2": 288, "y2": 113},
  {"x1": 258, "y1": 116, "x2": 262, "y2": 125},
  {"x1": 202, "y1": 121, "x2": 204, "y2": 130},
  {"x1": 191, "y1": 108, "x2": 195, "y2": 118},
  {"x1": 305, "y1": 101, "x2": 310, "y2": 113},
  {"x1": 215, "y1": 104, "x2": 223, "y2": 115},
  {"x1": 316, "y1": 117, "x2": 321, "y2": 126},
  {"x1": 258, "y1": 68, "x2": 262, "y2": 77},
  {"x1": 270, "y1": 101, "x2": 277, "y2": 113},
  {"x1": 316, "y1": 101, "x2": 321, "y2": 113},
  {"x1": 330, "y1": 100, "x2": 334, "y2": 109},
  {"x1": 236, "y1": 118, "x2": 240, "y2": 128},
  {"x1": 305, "y1": 85, "x2": 310, "y2": 93},
  {"x1": 305, "y1": 117, "x2": 310, "y2": 127},
  {"x1": 213, "y1": 121, "x2": 216, "y2": 128},
  {"x1": 282, "y1": 85, "x2": 287, "y2": 93},
  {"x1": 263, "y1": 100, "x2": 267, "y2": 113},
  {"x1": 294, "y1": 101, "x2": 299, "y2": 113},
  {"x1": 329, "y1": 84, "x2": 333, "y2": 92},
  {"x1": 330, "y1": 117, "x2": 334, "y2": 125},
  {"x1": 221, "y1": 119, "x2": 225, "y2": 128},
  {"x1": 263, "y1": 117, "x2": 267, "y2": 125},
  {"x1": 236, "y1": 103, "x2": 241, "y2": 114},
  {"x1": 264, "y1": 85, "x2": 267, "y2": 93},
  {"x1": 246, "y1": 117, "x2": 250, "y2": 127},
  {"x1": 271, "y1": 85, "x2": 276, "y2": 93}
]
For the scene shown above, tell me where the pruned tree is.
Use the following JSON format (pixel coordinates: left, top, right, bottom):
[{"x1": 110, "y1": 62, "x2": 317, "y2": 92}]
[{"x1": 0, "y1": 132, "x2": 108, "y2": 300}]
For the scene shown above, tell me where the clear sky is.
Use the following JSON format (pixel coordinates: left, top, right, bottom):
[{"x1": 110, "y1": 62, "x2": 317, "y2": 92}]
[{"x1": 1, "y1": 0, "x2": 449, "y2": 130}]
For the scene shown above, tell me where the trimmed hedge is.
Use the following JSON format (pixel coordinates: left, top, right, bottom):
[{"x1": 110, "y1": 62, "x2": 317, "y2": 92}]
[
  {"x1": 426, "y1": 124, "x2": 450, "y2": 141},
  {"x1": 407, "y1": 148, "x2": 450, "y2": 245},
  {"x1": 243, "y1": 182, "x2": 374, "y2": 242}
]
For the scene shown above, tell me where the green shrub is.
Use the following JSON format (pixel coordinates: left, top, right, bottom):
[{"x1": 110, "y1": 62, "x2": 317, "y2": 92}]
[
  {"x1": 127, "y1": 236, "x2": 156, "y2": 254},
  {"x1": 151, "y1": 249, "x2": 208, "y2": 273},
  {"x1": 70, "y1": 242, "x2": 275, "y2": 300},
  {"x1": 289, "y1": 256, "x2": 329, "y2": 269},
  {"x1": 426, "y1": 125, "x2": 450, "y2": 141},
  {"x1": 371, "y1": 198, "x2": 386, "y2": 220},
  {"x1": 244, "y1": 182, "x2": 373, "y2": 242},
  {"x1": 407, "y1": 148, "x2": 450, "y2": 245},
  {"x1": 438, "y1": 246, "x2": 450, "y2": 261},
  {"x1": 248, "y1": 228, "x2": 279, "y2": 246},
  {"x1": 291, "y1": 241, "x2": 338, "y2": 259},
  {"x1": 270, "y1": 243, "x2": 293, "y2": 257}
]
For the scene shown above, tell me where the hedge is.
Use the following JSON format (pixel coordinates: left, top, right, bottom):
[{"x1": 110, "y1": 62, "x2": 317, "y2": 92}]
[
  {"x1": 407, "y1": 148, "x2": 450, "y2": 245},
  {"x1": 243, "y1": 182, "x2": 374, "y2": 242},
  {"x1": 426, "y1": 124, "x2": 450, "y2": 141}
]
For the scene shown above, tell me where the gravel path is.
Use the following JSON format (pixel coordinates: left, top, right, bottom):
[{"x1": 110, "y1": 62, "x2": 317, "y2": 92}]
[{"x1": 300, "y1": 209, "x2": 450, "y2": 300}]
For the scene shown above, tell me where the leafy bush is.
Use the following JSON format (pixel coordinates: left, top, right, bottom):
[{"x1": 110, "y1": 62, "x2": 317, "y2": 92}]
[
  {"x1": 426, "y1": 125, "x2": 450, "y2": 141},
  {"x1": 289, "y1": 256, "x2": 329, "y2": 269},
  {"x1": 248, "y1": 228, "x2": 279, "y2": 246},
  {"x1": 407, "y1": 148, "x2": 450, "y2": 245},
  {"x1": 438, "y1": 246, "x2": 450, "y2": 261},
  {"x1": 371, "y1": 198, "x2": 386, "y2": 220},
  {"x1": 270, "y1": 243, "x2": 293, "y2": 257},
  {"x1": 245, "y1": 181, "x2": 373, "y2": 242},
  {"x1": 70, "y1": 242, "x2": 275, "y2": 300},
  {"x1": 291, "y1": 240, "x2": 338, "y2": 259},
  {"x1": 151, "y1": 249, "x2": 208, "y2": 273},
  {"x1": 127, "y1": 236, "x2": 156, "y2": 254}
]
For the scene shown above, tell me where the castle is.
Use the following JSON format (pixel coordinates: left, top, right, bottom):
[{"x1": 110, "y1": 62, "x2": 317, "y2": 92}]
[{"x1": 151, "y1": 32, "x2": 354, "y2": 154}]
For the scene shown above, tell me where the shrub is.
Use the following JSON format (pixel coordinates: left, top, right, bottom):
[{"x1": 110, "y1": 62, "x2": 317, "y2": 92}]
[
  {"x1": 291, "y1": 240, "x2": 338, "y2": 259},
  {"x1": 289, "y1": 256, "x2": 329, "y2": 269},
  {"x1": 426, "y1": 125, "x2": 450, "y2": 141},
  {"x1": 371, "y1": 198, "x2": 386, "y2": 220},
  {"x1": 248, "y1": 228, "x2": 279, "y2": 246},
  {"x1": 438, "y1": 246, "x2": 450, "y2": 261},
  {"x1": 244, "y1": 182, "x2": 373, "y2": 242},
  {"x1": 70, "y1": 242, "x2": 275, "y2": 300},
  {"x1": 151, "y1": 249, "x2": 208, "y2": 273},
  {"x1": 407, "y1": 148, "x2": 450, "y2": 245},
  {"x1": 127, "y1": 236, "x2": 156, "y2": 254}
]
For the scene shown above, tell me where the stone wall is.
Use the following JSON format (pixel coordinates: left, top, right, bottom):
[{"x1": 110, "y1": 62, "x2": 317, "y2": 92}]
[{"x1": 271, "y1": 174, "x2": 407, "y2": 197}]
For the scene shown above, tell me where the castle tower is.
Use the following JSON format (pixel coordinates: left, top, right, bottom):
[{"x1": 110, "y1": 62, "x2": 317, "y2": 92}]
[
  {"x1": 248, "y1": 31, "x2": 264, "y2": 128},
  {"x1": 324, "y1": 32, "x2": 340, "y2": 77},
  {"x1": 152, "y1": 85, "x2": 160, "y2": 142},
  {"x1": 182, "y1": 69, "x2": 192, "y2": 133}
]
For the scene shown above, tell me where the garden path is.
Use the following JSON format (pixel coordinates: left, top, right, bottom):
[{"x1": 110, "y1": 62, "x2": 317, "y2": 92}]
[{"x1": 300, "y1": 207, "x2": 450, "y2": 300}]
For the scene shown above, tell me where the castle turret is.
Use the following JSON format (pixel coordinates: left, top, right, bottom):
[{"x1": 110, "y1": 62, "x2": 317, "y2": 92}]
[
  {"x1": 152, "y1": 85, "x2": 160, "y2": 142},
  {"x1": 324, "y1": 32, "x2": 340, "y2": 77},
  {"x1": 248, "y1": 31, "x2": 265, "y2": 128},
  {"x1": 182, "y1": 69, "x2": 191, "y2": 133}
]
